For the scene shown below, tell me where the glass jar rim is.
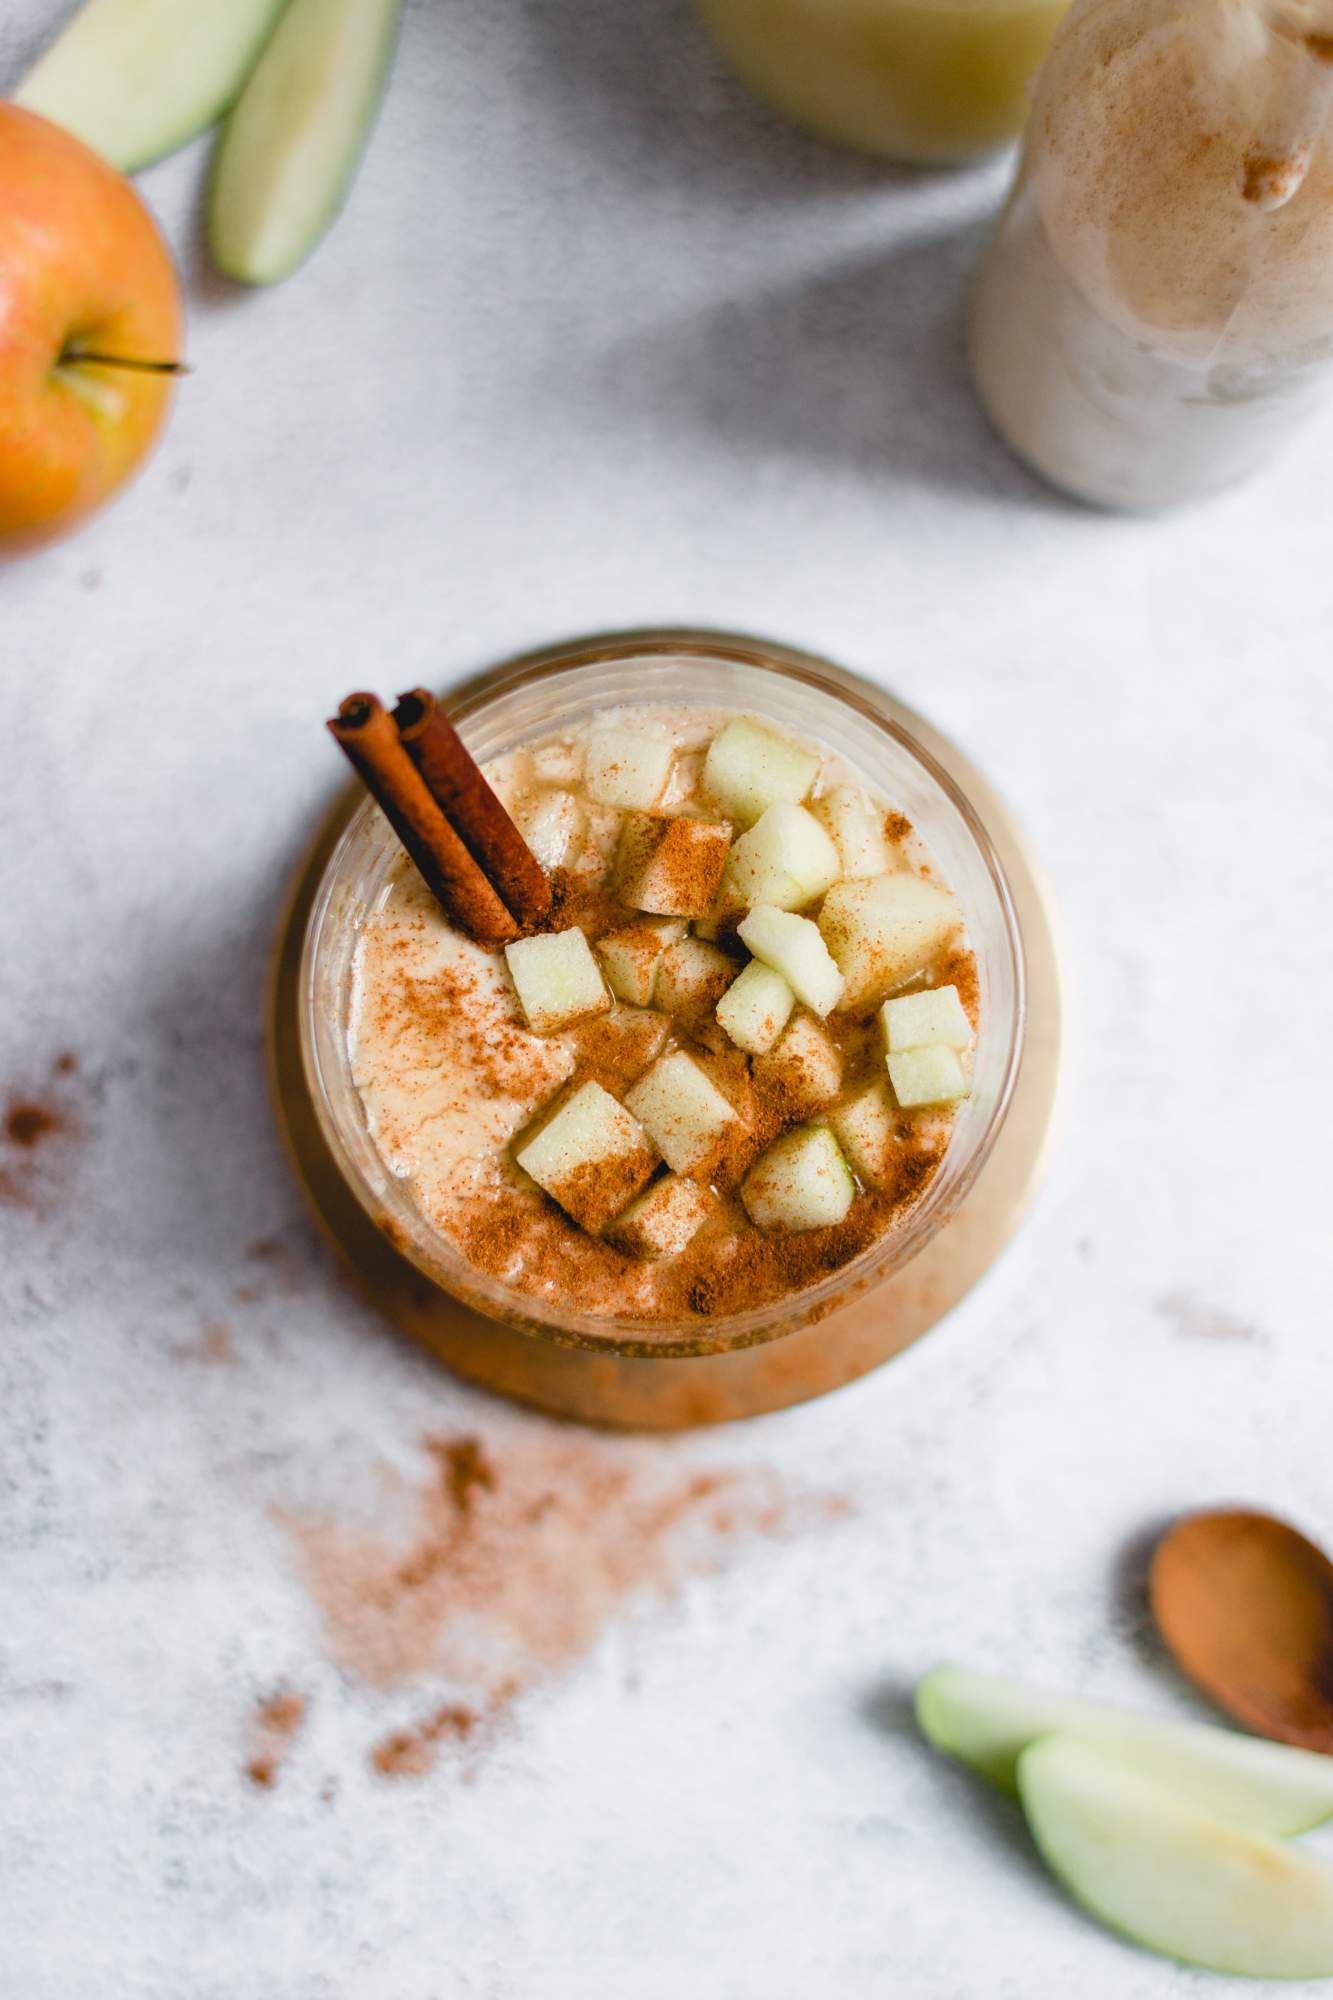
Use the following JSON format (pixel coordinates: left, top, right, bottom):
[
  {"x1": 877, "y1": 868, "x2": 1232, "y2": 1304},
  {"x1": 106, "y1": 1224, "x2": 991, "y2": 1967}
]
[{"x1": 299, "y1": 629, "x2": 1028, "y2": 1358}]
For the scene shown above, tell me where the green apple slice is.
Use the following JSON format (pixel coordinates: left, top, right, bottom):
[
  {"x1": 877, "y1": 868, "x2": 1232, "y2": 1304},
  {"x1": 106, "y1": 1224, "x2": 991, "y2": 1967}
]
[
  {"x1": 917, "y1": 1664, "x2": 1333, "y2": 1836},
  {"x1": 1019, "y1": 1734, "x2": 1333, "y2": 1978},
  {"x1": 15, "y1": 0, "x2": 288, "y2": 171},
  {"x1": 209, "y1": 0, "x2": 403, "y2": 286}
]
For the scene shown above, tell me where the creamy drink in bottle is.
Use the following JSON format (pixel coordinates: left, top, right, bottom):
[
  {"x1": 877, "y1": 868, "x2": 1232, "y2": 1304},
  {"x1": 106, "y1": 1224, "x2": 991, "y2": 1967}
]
[{"x1": 971, "y1": 0, "x2": 1333, "y2": 506}]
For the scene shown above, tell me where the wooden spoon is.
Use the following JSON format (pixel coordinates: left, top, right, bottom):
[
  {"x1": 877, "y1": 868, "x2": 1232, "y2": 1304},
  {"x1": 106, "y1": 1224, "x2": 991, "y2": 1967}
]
[{"x1": 1151, "y1": 1509, "x2": 1333, "y2": 1753}]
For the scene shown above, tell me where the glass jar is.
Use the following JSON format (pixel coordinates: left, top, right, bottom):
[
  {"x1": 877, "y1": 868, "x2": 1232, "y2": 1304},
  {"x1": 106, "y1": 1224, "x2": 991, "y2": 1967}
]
[
  {"x1": 693, "y1": 0, "x2": 1070, "y2": 164},
  {"x1": 971, "y1": 0, "x2": 1333, "y2": 506},
  {"x1": 297, "y1": 632, "x2": 1026, "y2": 1361}
]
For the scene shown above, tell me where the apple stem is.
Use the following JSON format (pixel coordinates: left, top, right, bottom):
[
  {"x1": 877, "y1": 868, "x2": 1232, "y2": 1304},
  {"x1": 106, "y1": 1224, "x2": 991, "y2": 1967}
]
[{"x1": 60, "y1": 349, "x2": 191, "y2": 376}]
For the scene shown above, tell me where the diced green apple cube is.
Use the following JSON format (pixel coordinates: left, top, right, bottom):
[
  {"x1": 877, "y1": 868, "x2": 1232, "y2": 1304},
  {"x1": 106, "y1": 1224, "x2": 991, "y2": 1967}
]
[
  {"x1": 608, "y1": 1174, "x2": 715, "y2": 1259},
  {"x1": 515, "y1": 1081, "x2": 658, "y2": 1233},
  {"x1": 819, "y1": 872, "x2": 961, "y2": 1011},
  {"x1": 830, "y1": 1080, "x2": 898, "y2": 1188},
  {"x1": 576, "y1": 803, "x2": 627, "y2": 883},
  {"x1": 755, "y1": 1012, "x2": 842, "y2": 1115},
  {"x1": 715, "y1": 960, "x2": 795, "y2": 1054},
  {"x1": 516, "y1": 789, "x2": 584, "y2": 872},
  {"x1": 625, "y1": 1051, "x2": 745, "y2": 1176},
  {"x1": 584, "y1": 727, "x2": 674, "y2": 809},
  {"x1": 887, "y1": 1044, "x2": 969, "y2": 1109},
  {"x1": 504, "y1": 929, "x2": 609, "y2": 1035},
  {"x1": 702, "y1": 716, "x2": 821, "y2": 826},
  {"x1": 655, "y1": 936, "x2": 737, "y2": 1023},
  {"x1": 723, "y1": 802, "x2": 840, "y2": 911},
  {"x1": 741, "y1": 1123, "x2": 855, "y2": 1233},
  {"x1": 595, "y1": 926, "x2": 667, "y2": 1008},
  {"x1": 530, "y1": 740, "x2": 584, "y2": 785},
  {"x1": 880, "y1": 983, "x2": 974, "y2": 1052},
  {"x1": 812, "y1": 785, "x2": 896, "y2": 879},
  {"x1": 737, "y1": 906, "x2": 843, "y2": 1017},
  {"x1": 614, "y1": 811, "x2": 732, "y2": 917}
]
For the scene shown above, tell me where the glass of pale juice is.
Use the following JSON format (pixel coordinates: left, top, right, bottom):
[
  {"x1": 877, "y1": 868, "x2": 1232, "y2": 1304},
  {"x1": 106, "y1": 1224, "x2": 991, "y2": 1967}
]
[{"x1": 693, "y1": 0, "x2": 1068, "y2": 164}]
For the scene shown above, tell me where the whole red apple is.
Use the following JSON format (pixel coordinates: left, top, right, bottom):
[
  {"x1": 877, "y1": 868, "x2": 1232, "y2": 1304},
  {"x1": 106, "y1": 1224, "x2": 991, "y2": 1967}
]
[{"x1": 0, "y1": 105, "x2": 183, "y2": 553}]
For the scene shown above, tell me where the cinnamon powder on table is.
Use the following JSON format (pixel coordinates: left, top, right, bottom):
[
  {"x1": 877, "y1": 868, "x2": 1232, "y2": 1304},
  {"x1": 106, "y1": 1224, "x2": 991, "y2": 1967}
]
[
  {"x1": 284, "y1": 1427, "x2": 845, "y2": 1780},
  {"x1": 245, "y1": 1689, "x2": 308, "y2": 1789},
  {"x1": 0, "y1": 1052, "x2": 85, "y2": 1212}
]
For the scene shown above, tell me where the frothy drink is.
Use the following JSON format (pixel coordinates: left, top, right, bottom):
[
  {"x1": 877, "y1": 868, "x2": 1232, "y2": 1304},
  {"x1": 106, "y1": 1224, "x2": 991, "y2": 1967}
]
[
  {"x1": 971, "y1": 0, "x2": 1333, "y2": 507},
  {"x1": 347, "y1": 705, "x2": 980, "y2": 1328}
]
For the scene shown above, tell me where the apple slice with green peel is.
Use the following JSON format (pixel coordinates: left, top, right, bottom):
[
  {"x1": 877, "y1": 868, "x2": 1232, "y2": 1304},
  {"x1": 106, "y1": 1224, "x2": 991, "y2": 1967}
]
[
  {"x1": 1019, "y1": 1734, "x2": 1333, "y2": 1979},
  {"x1": 15, "y1": 0, "x2": 288, "y2": 171},
  {"x1": 916, "y1": 1664, "x2": 1333, "y2": 1835},
  {"x1": 209, "y1": 0, "x2": 404, "y2": 286},
  {"x1": 723, "y1": 802, "x2": 841, "y2": 912}
]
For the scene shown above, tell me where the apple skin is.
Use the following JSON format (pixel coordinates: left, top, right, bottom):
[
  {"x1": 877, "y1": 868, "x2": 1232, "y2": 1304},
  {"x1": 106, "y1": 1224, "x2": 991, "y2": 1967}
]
[{"x1": 0, "y1": 105, "x2": 183, "y2": 553}]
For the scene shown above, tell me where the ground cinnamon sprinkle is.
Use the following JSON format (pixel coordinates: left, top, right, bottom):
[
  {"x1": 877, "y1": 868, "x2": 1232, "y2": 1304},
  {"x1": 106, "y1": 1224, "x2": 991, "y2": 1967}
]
[
  {"x1": 174, "y1": 1319, "x2": 236, "y2": 1365},
  {"x1": 245, "y1": 1689, "x2": 308, "y2": 1789},
  {"x1": 615, "y1": 813, "x2": 731, "y2": 918},
  {"x1": 387, "y1": 955, "x2": 557, "y2": 1106},
  {"x1": 547, "y1": 1146, "x2": 658, "y2": 1235},
  {"x1": 5, "y1": 1103, "x2": 57, "y2": 1147},
  {"x1": 427, "y1": 1435, "x2": 495, "y2": 1512},
  {"x1": 545, "y1": 864, "x2": 625, "y2": 942},
  {"x1": 453, "y1": 1177, "x2": 659, "y2": 1312},
  {"x1": 283, "y1": 1426, "x2": 844, "y2": 1779},
  {"x1": 371, "y1": 1701, "x2": 487, "y2": 1779},
  {"x1": 0, "y1": 1053, "x2": 85, "y2": 1212},
  {"x1": 565, "y1": 1005, "x2": 669, "y2": 1094},
  {"x1": 932, "y1": 944, "x2": 981, "y2": 1029}
]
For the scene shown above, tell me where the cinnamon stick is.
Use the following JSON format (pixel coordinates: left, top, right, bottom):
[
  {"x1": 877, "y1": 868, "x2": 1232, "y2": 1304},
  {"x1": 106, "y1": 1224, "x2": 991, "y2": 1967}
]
[
  {"x1": 328, "y1": 694, "x2": 519, "y2": 945},
  {"x1": 393, "y1": 689, "x2": 551, "y2": 928}
]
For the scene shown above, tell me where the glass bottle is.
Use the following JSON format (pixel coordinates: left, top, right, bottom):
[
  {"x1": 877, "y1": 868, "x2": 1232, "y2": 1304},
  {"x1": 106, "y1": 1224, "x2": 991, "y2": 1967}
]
[{"x1": 970, "y1": 0, "x2": 1333, "y2": 506}]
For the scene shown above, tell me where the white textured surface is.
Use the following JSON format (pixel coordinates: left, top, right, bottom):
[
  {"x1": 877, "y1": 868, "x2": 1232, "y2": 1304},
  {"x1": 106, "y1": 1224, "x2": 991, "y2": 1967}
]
[{"x1": 4, "y1": 2, "x2": 1333, "y2": 1995}]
